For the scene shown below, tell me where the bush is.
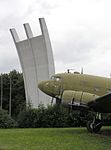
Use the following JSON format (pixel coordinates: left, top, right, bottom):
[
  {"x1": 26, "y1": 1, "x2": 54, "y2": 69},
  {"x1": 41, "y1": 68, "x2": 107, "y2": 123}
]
[
  {"x1": 0, "y1": 109, "x2": 17, "y2": 128},
  {"x1": 18, "y1": 104, "x2": 102, "y2": 128},
  {"x1": 42, "y1": 105, "x2": 68, "y2": 127},
  {"x1": 18, "y1": 105, "x2": 90, "y2": 128},
  {"x1": 17, "y1": 105, "x2": 69, "y2": 128}
]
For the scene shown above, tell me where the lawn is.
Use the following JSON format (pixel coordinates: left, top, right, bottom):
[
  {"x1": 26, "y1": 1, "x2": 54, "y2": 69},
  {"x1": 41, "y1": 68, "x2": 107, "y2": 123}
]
[{"x1": 0, "y1": 127, "x2": 111, "y2": 150}]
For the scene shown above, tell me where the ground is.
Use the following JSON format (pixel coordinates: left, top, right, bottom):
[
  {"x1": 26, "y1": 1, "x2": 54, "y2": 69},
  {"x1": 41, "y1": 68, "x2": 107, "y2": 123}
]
[{"x1": 0, "y1": 127, "x2": 111, "y2": 150}]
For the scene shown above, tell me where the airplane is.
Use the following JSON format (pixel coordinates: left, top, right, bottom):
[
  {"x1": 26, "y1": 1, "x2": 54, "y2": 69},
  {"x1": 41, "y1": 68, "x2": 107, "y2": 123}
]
[{"x1": 38, "y1": 71, "x2": 111, "y2": 133}]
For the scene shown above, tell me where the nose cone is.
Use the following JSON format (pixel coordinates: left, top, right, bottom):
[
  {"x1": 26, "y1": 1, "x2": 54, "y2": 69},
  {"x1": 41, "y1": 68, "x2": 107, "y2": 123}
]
[
  {"x1": 38, "y1": 81, "x2": 46, "y2": 92},
  {"x1": 38, "y1": 80, "x2": 55, "y2": 97}
]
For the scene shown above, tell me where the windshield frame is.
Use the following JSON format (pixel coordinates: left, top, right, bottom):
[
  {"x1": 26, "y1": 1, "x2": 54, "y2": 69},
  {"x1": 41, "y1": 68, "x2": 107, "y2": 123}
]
[{"x1": 50, "y1": 76, "x2": 61, "y2": 81}]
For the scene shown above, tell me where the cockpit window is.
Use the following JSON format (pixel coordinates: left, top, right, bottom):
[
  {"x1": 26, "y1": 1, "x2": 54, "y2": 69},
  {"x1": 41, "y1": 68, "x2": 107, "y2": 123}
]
[
  {"x1": 56, "y1": 77, "x2": 60, "y2": 81},
  {"x1": 51, "y1": 76, "x2": 55, "y2": 80},
  {"x1": 50, "y1": 76, "x2": 61, "y2": 81}
]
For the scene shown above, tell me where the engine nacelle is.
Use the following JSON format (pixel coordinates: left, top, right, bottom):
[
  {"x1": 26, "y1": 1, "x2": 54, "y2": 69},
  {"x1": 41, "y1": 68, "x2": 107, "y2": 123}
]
[{"x1": 62, "y1": 90, "x2": 98, "y2": 107}]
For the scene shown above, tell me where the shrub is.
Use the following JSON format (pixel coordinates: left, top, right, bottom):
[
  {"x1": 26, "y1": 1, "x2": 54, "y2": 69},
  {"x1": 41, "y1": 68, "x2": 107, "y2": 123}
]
[
  {"x1": 17, "y1": 105, "x2": 69, "y2": 128},
  {"x1": 43, "y1": 105, "x2": 68, "y2": 127},
  {"x1": 17, "y1": 104, "x2": 98, "y2": 128},
  {"x1": 0, "y1": 109, "x2": 17, "y2": 128}
]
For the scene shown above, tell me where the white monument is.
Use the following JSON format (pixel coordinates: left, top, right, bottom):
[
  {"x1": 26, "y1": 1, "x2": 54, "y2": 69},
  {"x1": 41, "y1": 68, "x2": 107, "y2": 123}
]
[{"x1": 10, "y1": 18, "x2": 55, "y2": 107}]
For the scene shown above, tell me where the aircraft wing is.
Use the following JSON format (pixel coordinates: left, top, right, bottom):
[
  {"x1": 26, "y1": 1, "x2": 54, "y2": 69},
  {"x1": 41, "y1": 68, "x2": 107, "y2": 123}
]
[{"x1": 88, "y1": 93, "x2": 111, "y2": 113}]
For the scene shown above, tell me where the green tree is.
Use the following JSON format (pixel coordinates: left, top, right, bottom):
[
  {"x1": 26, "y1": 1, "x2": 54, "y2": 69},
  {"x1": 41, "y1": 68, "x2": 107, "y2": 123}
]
[
  {"x1": 0, "y1": 70, "x2": 26, "y2": 118},
  {"x1": 0, "y1": 109, "x2": 17, "y2": 128}
]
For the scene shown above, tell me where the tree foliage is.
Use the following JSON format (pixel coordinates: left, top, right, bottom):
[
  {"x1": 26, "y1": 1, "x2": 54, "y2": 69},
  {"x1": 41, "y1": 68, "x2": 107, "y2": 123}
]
[
  {"x1": 0, "y1": 70, "x2": 26, "y2": 118},
  {"x1": 0, "y1": 109, "x2": 17, "y2": 128},
  {"x1": 17, "y1": 105, "x2": 67, "y2": 128},
  {"x1": 17, "y1": 105, "x2": 93, "y2": 128}
]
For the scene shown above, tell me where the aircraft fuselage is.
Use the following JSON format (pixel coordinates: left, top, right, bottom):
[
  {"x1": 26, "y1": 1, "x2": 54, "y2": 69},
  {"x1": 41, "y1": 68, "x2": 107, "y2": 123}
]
[
  {"x1": 38, "y1": 73, "x2": 111, "y2": 100},
  {"x1": 38, "y1": 72, "x2": 111, "y2": 133}
]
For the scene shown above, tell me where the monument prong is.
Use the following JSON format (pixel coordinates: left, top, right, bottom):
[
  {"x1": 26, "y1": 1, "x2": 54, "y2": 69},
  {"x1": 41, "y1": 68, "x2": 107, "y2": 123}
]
[
  {"x1": 23, "y1": 23, "x2": 33, "y2": 39},
  {"x1": 10, "y1": 28, "x2": 20, "y2": 43},
  {"x1": 39, "y1": 18, "x2": 47, "y2": 36}
]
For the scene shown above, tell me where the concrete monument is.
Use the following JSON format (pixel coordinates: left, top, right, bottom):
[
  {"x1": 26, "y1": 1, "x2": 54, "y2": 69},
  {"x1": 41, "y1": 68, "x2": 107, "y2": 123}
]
[{"x1": 10, "y1": 18, "x2": 55, "y2": 107}]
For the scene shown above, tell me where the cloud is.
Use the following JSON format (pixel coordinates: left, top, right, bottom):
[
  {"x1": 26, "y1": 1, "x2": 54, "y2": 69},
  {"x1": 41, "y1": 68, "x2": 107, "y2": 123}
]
[{"x1": 0, "y1": 0, "x2": 111, "y2": 77}]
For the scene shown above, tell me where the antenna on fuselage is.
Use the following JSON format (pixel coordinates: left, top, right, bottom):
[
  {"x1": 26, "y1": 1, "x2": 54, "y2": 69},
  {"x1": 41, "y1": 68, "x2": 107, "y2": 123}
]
[
  {"x1": 81, "y1": 67, "x2": 84, "y2": 74},
  {"x1": 67, "y1": 69, "x2": 74, "y2": 73}
]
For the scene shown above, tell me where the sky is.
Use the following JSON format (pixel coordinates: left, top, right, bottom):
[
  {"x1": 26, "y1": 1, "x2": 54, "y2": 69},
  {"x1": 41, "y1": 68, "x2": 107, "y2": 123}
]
[{"x1": 0, "y1": 0, "x2": 111, "y2": 77}]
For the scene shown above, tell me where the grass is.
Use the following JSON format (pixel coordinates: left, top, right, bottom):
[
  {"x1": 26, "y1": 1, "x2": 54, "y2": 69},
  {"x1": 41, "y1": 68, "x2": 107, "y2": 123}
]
[{"x1": 0, "y1": 127, "x2": 110, "y2": 150}]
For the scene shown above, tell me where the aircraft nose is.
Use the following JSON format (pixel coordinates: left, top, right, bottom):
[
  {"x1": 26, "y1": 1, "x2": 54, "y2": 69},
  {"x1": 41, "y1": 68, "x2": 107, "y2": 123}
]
[
  {"x1": 38, "y1": 81, "x2": 46, "y2": 92},
  {"x1": 38, "y1": 80, "x2": 55, "y2": 97}
]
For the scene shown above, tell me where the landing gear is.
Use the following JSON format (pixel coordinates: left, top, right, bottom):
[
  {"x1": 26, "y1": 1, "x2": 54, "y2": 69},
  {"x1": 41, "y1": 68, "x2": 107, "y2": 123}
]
[
  {"x1": 87, "y1": 116, "x2": 102, "y2": 133},
  {"x1": 56, "y1": 98, "x2": 61, "y2": 105}
]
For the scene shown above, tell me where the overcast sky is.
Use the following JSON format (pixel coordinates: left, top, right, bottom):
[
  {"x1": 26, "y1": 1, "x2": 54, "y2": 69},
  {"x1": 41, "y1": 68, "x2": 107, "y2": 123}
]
[{"x1": 0, "y1": 0, "x2": 111, "y2": 77}]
